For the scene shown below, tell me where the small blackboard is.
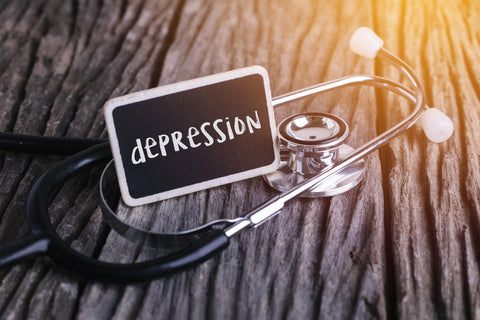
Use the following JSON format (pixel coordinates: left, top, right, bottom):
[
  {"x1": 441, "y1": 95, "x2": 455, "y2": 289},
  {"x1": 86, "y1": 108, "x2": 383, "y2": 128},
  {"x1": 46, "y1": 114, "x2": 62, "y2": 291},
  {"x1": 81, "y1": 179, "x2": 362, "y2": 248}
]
[{"x1": 105, "y1": 66, "x2": 279, "y2": 206}]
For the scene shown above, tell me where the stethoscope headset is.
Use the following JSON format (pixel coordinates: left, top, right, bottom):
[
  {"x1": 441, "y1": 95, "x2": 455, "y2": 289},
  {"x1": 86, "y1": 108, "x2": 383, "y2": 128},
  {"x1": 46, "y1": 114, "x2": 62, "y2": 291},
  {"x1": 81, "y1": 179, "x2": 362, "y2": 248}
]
[{"x1": 0, "y1": 28, "x2": 453, "y2": 282}]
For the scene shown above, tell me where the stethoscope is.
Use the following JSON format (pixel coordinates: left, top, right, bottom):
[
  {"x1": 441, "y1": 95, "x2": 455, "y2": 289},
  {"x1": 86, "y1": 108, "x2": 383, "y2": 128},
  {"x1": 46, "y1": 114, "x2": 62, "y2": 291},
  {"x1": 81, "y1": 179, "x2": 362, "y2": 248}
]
[{"x1": 0, "y1": 28, "x2": 453, "y2": 282}]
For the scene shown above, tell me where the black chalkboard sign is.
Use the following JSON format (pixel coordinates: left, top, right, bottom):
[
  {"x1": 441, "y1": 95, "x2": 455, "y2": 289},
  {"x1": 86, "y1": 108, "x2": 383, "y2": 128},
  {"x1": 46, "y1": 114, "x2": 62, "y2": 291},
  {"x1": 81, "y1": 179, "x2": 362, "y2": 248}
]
[{"x1": 105, "y1": 66, "x2": 279, "y2": 206}]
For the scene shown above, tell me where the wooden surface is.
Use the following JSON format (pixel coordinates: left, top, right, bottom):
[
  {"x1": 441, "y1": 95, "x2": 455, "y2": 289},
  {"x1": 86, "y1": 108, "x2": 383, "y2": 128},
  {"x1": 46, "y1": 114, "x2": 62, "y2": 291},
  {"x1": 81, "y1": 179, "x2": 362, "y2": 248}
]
[{"x1": 0, "y1": 0, "x2": 479, "y2": 319}]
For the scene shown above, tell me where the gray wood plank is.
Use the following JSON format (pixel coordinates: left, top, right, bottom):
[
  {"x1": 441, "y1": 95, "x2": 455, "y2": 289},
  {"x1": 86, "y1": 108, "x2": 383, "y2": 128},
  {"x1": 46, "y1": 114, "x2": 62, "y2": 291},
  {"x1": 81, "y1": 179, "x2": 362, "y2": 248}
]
[{"x1": 0, "y1": 0, "x2": 478, "y2": 319}]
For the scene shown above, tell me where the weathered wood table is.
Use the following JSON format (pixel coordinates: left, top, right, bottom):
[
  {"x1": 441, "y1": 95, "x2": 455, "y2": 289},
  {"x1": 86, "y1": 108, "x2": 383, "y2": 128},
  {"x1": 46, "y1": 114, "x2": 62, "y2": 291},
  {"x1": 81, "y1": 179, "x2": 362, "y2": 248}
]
[{"x1": 0, "y1": 0, "x2": 479, "y2": 319}]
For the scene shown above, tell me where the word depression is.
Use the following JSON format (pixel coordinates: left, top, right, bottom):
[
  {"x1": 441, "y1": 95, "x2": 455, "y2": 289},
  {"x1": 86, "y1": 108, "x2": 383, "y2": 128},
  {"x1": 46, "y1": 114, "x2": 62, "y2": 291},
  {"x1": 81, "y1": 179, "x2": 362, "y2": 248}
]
[{"x1": 131, "y1": 110, "x2": 262, "y2": 165}]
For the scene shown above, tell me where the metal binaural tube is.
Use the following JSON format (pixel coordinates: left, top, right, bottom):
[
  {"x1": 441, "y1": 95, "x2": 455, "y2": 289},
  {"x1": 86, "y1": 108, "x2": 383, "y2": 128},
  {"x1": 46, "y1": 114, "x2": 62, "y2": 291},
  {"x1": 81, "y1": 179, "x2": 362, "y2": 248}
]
[{"x1": 272, "y1": 74, "x2": 417, "y2": 109}]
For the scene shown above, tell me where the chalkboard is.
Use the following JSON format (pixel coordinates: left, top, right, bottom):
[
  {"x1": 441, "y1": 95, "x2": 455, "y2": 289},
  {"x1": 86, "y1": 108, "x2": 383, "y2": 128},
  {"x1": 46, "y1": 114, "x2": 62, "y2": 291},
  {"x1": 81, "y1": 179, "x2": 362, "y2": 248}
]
[{"x1": 105, "y1": 66, "x2": 279, "y2": 206}]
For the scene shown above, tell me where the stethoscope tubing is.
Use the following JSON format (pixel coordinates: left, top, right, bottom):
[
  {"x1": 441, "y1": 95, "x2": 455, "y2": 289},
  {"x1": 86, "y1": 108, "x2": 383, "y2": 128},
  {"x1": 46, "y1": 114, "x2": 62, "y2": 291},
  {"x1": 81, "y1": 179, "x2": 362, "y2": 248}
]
[
  {"x1": 0, "y1": 142, "x2": 230, "y2": 282},
  {"x1": 0, "y1": 133, "x2": 105, "y2": 156}
]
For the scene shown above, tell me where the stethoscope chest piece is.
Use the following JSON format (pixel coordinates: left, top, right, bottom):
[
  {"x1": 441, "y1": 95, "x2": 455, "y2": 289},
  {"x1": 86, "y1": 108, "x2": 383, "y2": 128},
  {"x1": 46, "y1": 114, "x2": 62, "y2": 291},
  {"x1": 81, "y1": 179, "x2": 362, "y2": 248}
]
[{"x1": 264, "y1": 112, "x2": 365, "y2": 197}]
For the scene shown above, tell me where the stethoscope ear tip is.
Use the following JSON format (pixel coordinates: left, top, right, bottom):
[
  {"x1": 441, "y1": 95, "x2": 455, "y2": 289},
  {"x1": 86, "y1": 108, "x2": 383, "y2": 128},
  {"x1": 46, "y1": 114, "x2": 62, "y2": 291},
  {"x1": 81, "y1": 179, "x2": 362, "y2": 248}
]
[
  {"x1": 421, "y1": 107, "x2": 454, "y2": 143},
  {"x1": 349, "y1": 27, "x2": 384, "y2": 59}
]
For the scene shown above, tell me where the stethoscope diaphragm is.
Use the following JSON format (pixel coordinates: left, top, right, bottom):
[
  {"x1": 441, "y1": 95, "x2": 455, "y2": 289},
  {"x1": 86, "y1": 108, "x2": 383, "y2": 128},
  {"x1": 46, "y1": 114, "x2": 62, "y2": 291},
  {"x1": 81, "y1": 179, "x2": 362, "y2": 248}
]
[{"x1": 264, "y1": 112, "x2": 365, "y2": 197}]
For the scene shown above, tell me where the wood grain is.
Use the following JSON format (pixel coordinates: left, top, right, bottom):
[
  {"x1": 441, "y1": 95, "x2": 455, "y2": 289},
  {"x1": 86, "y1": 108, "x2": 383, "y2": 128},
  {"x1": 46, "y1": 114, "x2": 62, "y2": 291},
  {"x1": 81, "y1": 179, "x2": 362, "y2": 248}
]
[{"x1": 0, "y1": 0, "x2": 478, "y2": 319}]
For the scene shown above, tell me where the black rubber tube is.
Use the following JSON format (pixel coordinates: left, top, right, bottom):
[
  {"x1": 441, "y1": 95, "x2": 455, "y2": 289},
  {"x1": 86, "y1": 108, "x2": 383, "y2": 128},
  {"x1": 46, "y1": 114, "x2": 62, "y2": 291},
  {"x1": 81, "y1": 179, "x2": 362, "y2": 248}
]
[
  {"x1": 0, "y1": 234, "x2": 50, "y2": 268},
  {"x1": 25, "y1": 142, "x2": 230, "y2": 282},
  {"x1": 0, "y1": 132, "x2": 106, "y2": 155}
]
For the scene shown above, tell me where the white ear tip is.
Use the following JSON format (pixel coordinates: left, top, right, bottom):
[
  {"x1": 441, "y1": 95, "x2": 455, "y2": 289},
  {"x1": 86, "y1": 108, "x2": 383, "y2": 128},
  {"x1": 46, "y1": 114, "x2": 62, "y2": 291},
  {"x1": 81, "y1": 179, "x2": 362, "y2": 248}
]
[
  {"x1": 349, "y1": 27, "x2": 384, "y2": 59},
  {"x1": 421, "y1": 108, "x2": 454, "y2": 143}
]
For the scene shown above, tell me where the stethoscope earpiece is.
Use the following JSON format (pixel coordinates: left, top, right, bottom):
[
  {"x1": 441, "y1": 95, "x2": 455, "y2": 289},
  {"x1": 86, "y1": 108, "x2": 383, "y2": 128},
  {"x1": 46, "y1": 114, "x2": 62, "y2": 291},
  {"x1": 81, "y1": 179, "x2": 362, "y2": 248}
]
[
  {"x1": 264, "y1": 113, "x2": 365, "y2": 197},
  {"x1": 349, "y1": 26, "x2": 384, "y2": 59},
  {"x1": 420, "y1": 107, "x2": 454, "y2": 143}
]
